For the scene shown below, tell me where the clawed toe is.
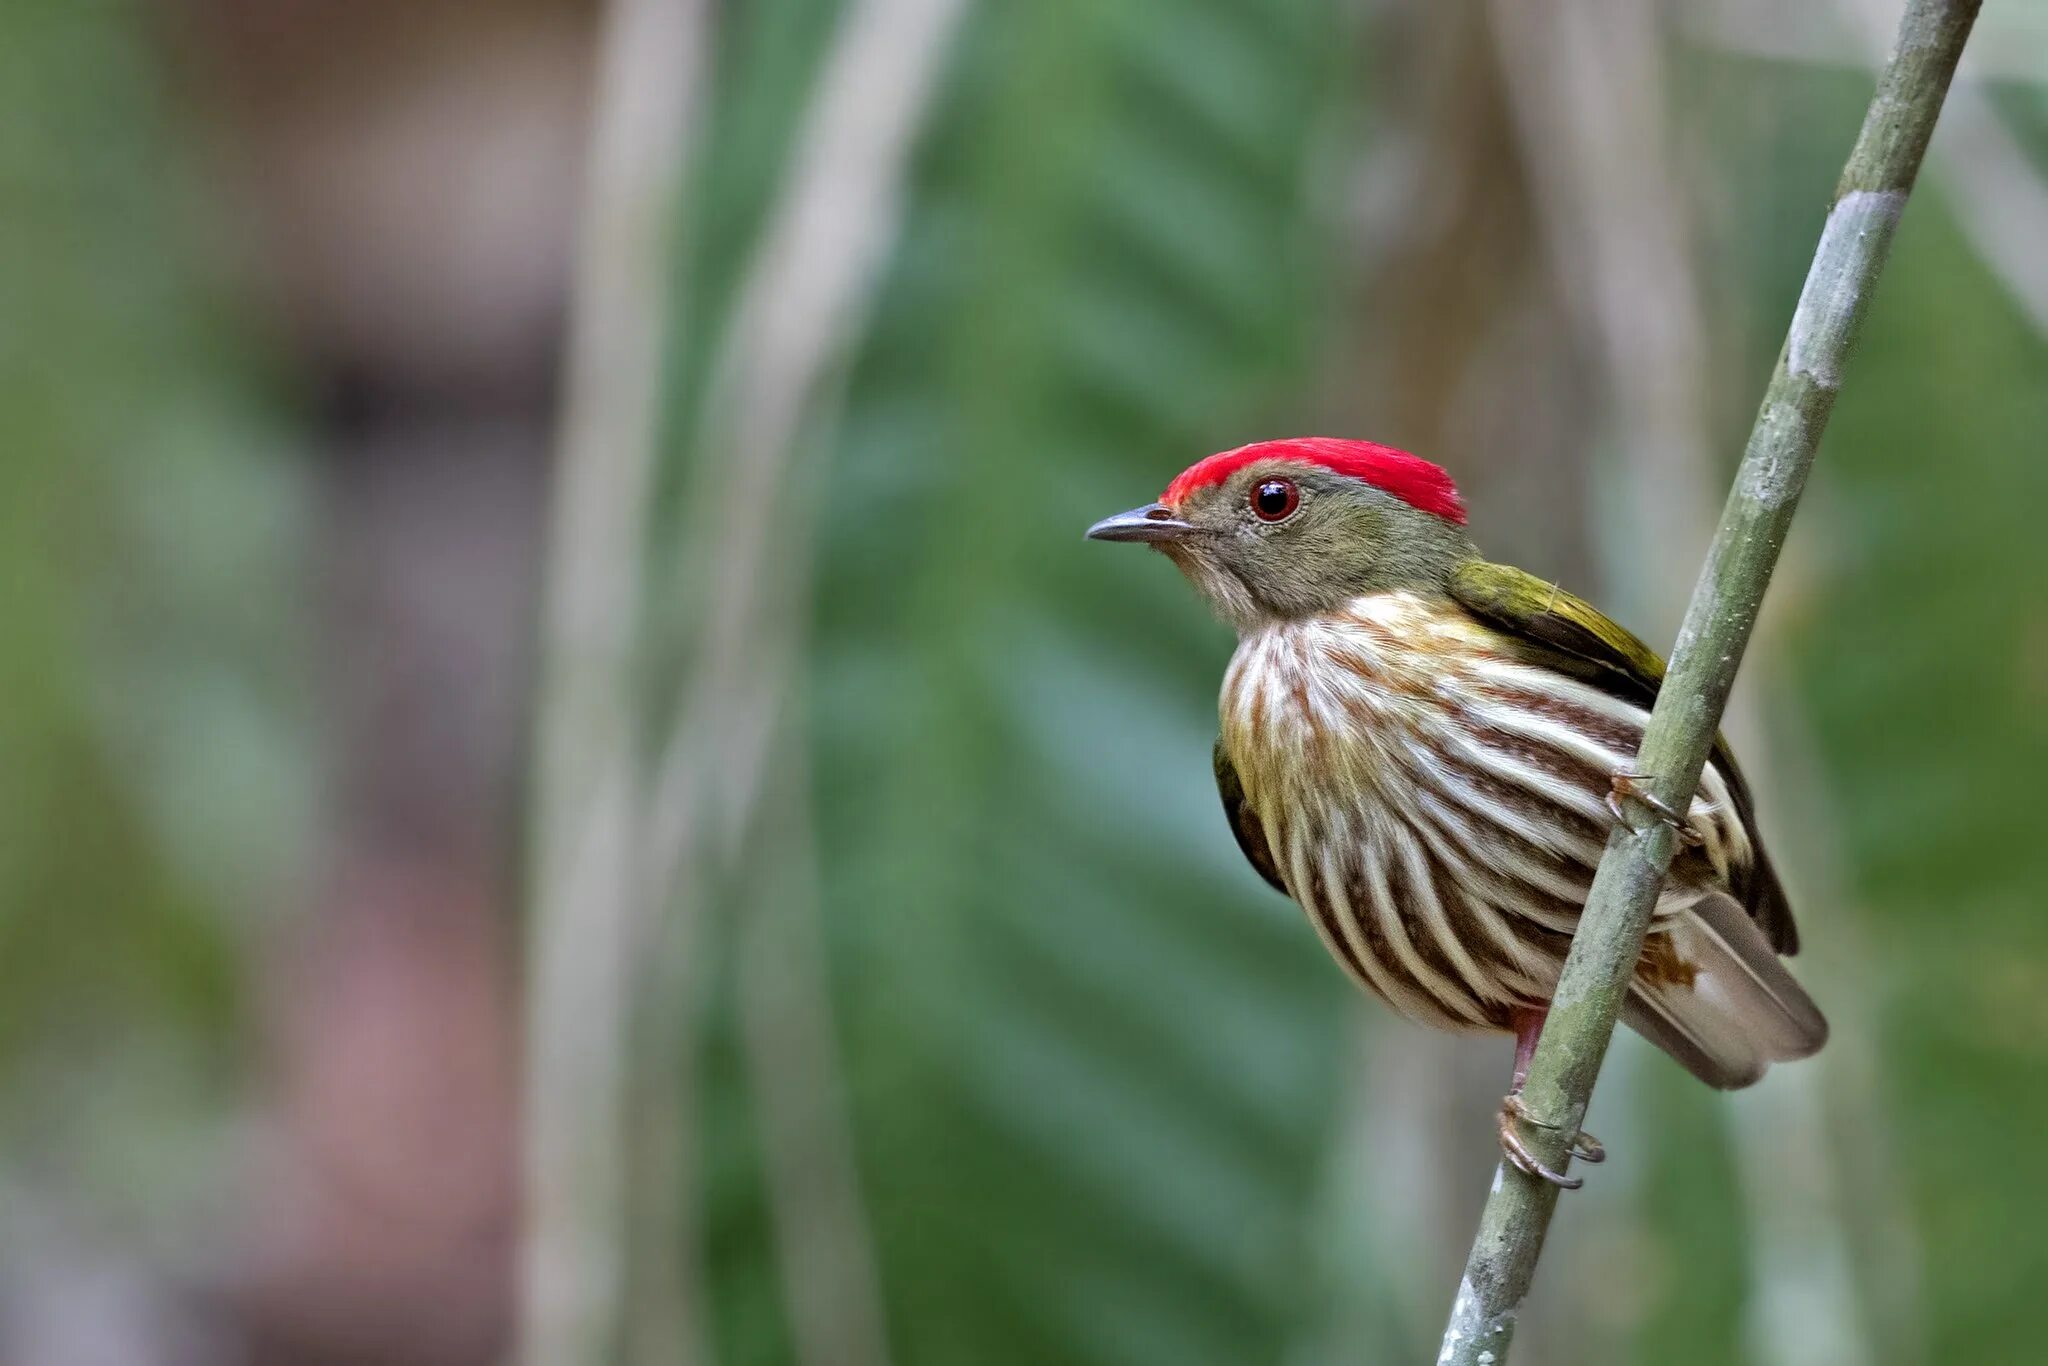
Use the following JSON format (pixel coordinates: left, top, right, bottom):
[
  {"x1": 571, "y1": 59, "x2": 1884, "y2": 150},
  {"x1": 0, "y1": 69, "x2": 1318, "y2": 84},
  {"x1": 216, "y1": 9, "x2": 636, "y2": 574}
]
[
  {"x1": 1497, "y1": 1094, "x2": 1600, "y2": 1189},
  {"x1": 1607, "y1": 772, "x2": 1705, "y2": 847}
]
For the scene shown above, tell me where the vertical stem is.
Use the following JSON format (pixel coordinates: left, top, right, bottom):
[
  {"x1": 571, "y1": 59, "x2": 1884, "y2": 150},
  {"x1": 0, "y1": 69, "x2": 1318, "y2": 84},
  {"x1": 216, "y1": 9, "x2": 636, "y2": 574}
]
[
  {"x1": 1438, "y1": 2, "x2": 1979, "y2": 1360},
  {"x1": 522, "y1": 2, "x2": 707, "y2": 1362}
]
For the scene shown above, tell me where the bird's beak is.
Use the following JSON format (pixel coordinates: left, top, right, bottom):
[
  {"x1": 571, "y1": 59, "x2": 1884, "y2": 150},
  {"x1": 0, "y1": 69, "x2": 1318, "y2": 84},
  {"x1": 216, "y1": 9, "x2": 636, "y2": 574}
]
[{"x1": 1085, "y1": 502, "x2": 1194, "y2": 544}]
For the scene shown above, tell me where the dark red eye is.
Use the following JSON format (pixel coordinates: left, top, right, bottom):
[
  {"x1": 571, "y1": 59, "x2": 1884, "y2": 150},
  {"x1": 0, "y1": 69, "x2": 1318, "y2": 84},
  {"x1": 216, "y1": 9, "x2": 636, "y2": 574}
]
[{"x1": 1250, "y1": 478, "x2": 1300, "y2": 522}]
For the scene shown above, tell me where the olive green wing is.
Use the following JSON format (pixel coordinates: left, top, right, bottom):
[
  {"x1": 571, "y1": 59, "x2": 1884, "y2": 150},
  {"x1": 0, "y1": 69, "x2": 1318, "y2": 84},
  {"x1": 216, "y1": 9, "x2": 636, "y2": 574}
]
[
  {"x1": 1448, "y1": 558, "x2": 1670, "y2": 707},
  {"x1": 1214, "y1": 742, "x2": 1287, "y2": 896},
  {"x1": 1447, "y1": 559, "x2": 1798, "y2": 955}
]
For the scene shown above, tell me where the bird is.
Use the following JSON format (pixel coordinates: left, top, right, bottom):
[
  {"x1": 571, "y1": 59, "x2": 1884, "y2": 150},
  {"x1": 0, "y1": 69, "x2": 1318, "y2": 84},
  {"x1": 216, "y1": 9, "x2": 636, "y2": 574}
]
[{"x1": 1086, "y1": 436, "x2": 1826, "y2": 1187}]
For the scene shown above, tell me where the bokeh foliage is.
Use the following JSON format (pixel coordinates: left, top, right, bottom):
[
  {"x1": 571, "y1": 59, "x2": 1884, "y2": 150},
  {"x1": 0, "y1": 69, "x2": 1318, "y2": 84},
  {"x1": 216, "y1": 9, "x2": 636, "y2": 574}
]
[
  {"x1": 7, "y1": 1, "x2": 2048, "y2": 1363},
  {"x1": 0, "y1": 0, "x2": 307, "y2": 1234},
  {"x1": 1787, "y1": 134, "x2": 2048, "y2": 1366},
  {"x1": 672, "y1": 8, "x2": 2048, "y2": 1366},
  {"x1": 679, "y1": 2, "x2": 1358, "y2": 1363}
]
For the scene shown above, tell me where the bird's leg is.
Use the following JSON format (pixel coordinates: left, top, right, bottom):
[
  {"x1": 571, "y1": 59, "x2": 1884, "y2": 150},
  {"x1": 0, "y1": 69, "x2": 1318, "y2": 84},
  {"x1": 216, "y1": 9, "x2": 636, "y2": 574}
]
[
  {"x1": 1497, "y1": 1007, "x2": 1604, "y2": 1189},
  {"x1": 1606, "y1": 772, "x2": 1705, "y2": 848},
  {"x1": 1510, "y1": 1006, "x2": 1543, "y2": 1092}
]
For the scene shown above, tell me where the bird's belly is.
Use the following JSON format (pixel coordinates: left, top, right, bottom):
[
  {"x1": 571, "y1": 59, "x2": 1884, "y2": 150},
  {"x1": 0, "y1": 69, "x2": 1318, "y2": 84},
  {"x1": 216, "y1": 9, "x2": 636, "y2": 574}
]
[
  {"x1": 1219, "y1": 596, "x2": 1745, "y2": 1033},
  {"x1": 1255, "y1": 776, "x2": 1583, "y2": 1033}
]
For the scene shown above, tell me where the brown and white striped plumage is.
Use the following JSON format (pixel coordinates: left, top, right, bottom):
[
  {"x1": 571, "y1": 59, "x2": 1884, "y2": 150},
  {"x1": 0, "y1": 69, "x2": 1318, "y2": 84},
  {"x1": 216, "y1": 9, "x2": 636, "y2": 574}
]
[{"x1": 1219, "y1": 590, "x2": 1821, "y2": 1087}]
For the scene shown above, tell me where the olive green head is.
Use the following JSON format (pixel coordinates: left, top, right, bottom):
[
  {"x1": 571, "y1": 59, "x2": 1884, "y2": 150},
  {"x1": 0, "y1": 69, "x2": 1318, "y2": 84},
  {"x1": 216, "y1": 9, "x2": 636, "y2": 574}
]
[{"x1": 1086, "y1": 437, "x2": 1476, "y2": 630}]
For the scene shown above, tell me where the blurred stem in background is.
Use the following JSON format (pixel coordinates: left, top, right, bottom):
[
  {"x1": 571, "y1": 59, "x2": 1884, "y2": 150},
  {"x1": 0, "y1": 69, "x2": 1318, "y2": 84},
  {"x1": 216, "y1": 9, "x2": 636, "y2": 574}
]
[
  {"x1": 639, "y1": 2, "x2": 966, "y2": 1364},
  {"x1": 526, "y1": 0, "x2": 965, "y2": 1361},
  {"x1": 645, "y1": 1, "x2": 1368, "y2": 1363},
  {"x1": 524, "y1": 0, "x2": 707, "y2": 1361}
]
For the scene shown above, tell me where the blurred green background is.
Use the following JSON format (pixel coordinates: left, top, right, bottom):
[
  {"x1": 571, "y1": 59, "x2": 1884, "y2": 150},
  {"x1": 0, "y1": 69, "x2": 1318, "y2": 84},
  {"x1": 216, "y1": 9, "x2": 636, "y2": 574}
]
[{"x1": 3, "y1": 0, "x2": 2044, "y2": 1363}]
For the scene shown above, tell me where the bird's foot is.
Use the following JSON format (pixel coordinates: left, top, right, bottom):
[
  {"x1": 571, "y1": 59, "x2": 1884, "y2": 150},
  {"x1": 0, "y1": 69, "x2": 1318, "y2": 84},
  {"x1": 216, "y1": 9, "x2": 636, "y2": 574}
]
[
  {"x1": 1605, "y1": 772, "x2": 1704, "y2": 848},
  {"x1": 1497, "y1": 1093, "x2": 1604, "y2": 1189}
]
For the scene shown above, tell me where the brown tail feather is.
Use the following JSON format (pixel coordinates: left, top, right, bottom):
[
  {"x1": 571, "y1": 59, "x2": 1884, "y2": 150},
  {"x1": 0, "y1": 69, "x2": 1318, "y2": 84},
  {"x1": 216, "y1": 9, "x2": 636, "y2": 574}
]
[{"x1": 1623, "y1": 892, "x2": 1828, "y2": 1090}]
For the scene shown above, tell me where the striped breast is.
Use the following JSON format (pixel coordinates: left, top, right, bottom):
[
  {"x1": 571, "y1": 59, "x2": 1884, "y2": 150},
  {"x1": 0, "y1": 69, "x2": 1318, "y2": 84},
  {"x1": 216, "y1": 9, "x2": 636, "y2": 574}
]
[{"x1": 1218, "y1": 591, "x2": 1751, "y2": 1033}]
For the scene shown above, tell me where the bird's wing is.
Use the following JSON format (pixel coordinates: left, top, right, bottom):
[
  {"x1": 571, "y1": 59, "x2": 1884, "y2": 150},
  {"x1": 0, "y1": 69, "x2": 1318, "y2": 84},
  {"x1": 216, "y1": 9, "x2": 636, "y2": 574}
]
[
  {"x1": 1214, "y1": 741, "x2": 1287, "y2": 895},
  {"x1": 1447, "y1": 558, "x2": 1798, "y2": 955}
]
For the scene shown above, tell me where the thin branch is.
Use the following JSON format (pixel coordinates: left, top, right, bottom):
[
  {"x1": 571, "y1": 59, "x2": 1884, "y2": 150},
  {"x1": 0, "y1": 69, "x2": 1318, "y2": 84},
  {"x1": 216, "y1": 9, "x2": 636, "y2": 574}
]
[
  {"x1": 1438, "y1": 3, "x2": 1979, "y2": 1362},
  {"x1": 1692, "y1": 0, "x2": 2048, "y2": 333},
  {"x1": 1684, "y1": 0, "x2": 2044, "y2": 83},
  {"x1": 1836, "y1": 0, "x2": 2048, "y2": 338}
]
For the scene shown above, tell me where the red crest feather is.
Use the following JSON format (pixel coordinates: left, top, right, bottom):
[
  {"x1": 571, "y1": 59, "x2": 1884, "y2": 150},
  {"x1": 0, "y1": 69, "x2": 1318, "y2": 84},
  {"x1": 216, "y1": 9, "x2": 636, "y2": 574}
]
[{"x1": 1161, "y1": 437, "x2": 1466, "y2": 525}]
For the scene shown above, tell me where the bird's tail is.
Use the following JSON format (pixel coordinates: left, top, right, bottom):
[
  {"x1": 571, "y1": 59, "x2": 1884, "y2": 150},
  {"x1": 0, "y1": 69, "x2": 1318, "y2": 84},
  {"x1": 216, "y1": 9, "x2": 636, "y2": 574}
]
[{"x1": 1623, "y1": 892, "x2": 1828, "y2": 1090}]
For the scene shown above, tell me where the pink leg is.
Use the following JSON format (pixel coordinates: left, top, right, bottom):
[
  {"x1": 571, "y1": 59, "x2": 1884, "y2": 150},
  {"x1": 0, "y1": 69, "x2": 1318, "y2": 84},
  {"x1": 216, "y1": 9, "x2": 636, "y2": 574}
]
[
  {"x1": 1509, "y1": 1006, "x2": 1545, "y2": 1092},
  {"x1": 1497, "y1": 1004, "x2": 1604, "y2": 1188}
]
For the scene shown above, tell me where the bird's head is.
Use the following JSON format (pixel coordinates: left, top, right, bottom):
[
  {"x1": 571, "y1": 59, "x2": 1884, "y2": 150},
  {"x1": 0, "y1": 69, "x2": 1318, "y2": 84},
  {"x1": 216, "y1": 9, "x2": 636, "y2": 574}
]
[{"x1": 1087, "y1": 437, "x2": 1475, "y2": 629}]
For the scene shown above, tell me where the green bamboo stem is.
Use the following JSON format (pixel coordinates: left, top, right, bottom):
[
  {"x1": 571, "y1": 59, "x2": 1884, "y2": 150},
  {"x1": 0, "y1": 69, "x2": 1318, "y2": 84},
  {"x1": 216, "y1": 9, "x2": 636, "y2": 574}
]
[{"x1": 1438, "y1": 2, "x2": 1979, "y2": 1361}]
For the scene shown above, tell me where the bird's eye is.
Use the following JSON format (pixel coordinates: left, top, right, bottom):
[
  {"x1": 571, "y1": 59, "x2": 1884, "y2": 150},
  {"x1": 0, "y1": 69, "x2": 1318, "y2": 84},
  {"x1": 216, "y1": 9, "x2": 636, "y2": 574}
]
[{"x1": 1250, "y1": 478, "x2": 1300, "y2": 522}]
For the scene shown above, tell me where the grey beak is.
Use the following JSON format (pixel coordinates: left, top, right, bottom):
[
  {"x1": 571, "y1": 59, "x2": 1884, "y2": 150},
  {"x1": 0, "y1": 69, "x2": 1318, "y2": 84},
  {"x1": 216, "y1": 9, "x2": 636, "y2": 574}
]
[{"x1": 1085, "y1": 503, "x2": 1194, "y2": 544}]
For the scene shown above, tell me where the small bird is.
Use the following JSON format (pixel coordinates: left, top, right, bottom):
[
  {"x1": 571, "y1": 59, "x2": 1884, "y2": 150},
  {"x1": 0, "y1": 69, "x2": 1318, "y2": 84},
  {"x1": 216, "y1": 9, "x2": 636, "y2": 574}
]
[{"x1": 1088, "y1": 437, "x2": 1826, "y2": 1186}]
